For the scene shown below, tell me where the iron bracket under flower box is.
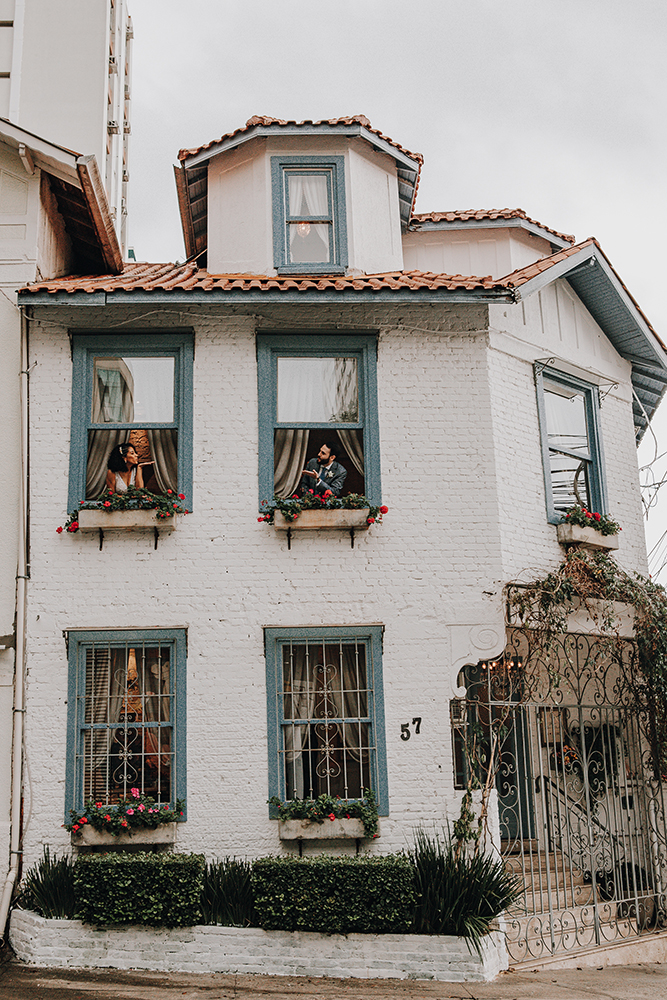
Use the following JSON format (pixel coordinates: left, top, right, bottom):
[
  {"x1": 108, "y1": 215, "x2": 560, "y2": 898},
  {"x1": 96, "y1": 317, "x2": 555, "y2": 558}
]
[
  {"x1": 273, "y1": 509, "x2": 370, "y2": 532},
  {"x1": 71, "y1": 823, "x2": 177, "y2": 848},
  {"x1": 278, "y1": 818, "x2": 368, "y2": 840},
  {"x1": 556, "y1": 523, "x2": 619, "y2": 551}
]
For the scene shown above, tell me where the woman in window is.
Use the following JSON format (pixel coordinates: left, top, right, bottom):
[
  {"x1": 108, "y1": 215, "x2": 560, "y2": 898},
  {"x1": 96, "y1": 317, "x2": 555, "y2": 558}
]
[{"x1": 105, "y1": 443, "x2": 144, "y2": 493}]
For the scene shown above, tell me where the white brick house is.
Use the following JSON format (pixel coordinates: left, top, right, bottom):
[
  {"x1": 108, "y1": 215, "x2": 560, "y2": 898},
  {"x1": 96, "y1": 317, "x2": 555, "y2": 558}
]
[{"x1": 14, "y1": 116, "x2": 667, "y2": 965}]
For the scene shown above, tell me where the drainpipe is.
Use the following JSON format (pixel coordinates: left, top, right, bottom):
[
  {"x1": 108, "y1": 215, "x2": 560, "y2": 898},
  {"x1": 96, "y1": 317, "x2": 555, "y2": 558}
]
[{"x1": 0, "y1": 303, "x2": 30, "y2": 943}]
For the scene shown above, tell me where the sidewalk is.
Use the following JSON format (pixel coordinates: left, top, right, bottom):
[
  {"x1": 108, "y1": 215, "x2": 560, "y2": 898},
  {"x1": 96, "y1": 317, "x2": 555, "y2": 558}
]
[{"x1": 1, "y1": 962, "x2": 667, "y2": 1000}]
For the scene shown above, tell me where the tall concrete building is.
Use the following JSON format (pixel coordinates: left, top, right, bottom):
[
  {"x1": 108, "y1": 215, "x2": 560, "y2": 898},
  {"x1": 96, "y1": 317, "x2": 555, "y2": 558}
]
[{"x1": 0, "y1": 0, "x2": 132, "y2": 253}]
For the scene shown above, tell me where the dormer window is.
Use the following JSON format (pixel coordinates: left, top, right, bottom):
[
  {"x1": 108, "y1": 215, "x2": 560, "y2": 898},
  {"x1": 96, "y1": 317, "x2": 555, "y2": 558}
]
[{"x1": 271, "y1": 156, "x2": 347, "y2": 275}]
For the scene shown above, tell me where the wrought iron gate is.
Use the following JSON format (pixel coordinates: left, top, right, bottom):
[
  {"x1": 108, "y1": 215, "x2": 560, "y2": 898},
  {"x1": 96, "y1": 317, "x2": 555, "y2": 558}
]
[{"x1": 453, "y1": 627, "x2": 667, "y2": 963}]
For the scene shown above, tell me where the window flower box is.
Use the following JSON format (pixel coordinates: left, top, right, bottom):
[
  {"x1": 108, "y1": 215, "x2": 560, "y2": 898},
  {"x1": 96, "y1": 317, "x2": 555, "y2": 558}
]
[
  {"x1": 71, "y1": 822, "x2": 177, "y2": 847},
  {"x1": 273, "y1": 509, "x2": 370, "y2": 532},
  {"x1": 278, "y1": 817, "x2": 369, "y2": 840},
  {"x1": 77, "y1": 509, "x2": 177, "y2": 531},
  {"x1": 556, "y1": 523, "x2": 619, "y2": 551}
]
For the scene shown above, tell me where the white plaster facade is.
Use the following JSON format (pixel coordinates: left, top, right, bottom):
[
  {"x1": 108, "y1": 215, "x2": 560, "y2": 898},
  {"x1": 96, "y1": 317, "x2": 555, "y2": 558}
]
[{"x1": 18, "y1": 286, "x2": 650, "y2": 866}]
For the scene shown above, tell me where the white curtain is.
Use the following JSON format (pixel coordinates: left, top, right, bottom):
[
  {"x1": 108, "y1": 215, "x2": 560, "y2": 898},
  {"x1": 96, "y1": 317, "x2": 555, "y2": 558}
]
[
  {"x1": 283, "y1": 645, "x2": 317, "y2": 799},
  {"x1": 288, "y1": 174, "x2": 328, "y2": 218},
  {"x1": 146, "y1": 429, "x2": 179, "y2": 494},
  {"x1": 136, "y1": 647, "x2": 172, "y2": 795},
  {"x1": 85, "y1": 647, "x2": 126, "y2": 801},
  {"x1": 336, "y1": 429, "x2": 364, "y2": 477}
]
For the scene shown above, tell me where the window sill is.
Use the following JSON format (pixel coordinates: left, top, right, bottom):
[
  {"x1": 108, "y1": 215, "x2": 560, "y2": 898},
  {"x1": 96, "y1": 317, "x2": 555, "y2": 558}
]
[
  {"x1": 274, "y1": 509, "x2": 370, "y2": 531},
  {"x1": 77, "y1": 510, "x2": 178, "y2": 532},
  {"x1": 278, "y1": 818, "x2": 372, "y2": 840},
  {"x1": 71, "y1": 823, "x2": 177, "y2": 847},
  {"x1": 556, "y1": 523, "x2": 619, "y2": 551}
]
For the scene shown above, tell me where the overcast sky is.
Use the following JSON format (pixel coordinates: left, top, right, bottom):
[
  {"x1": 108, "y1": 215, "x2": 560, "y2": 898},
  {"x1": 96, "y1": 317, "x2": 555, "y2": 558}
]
[{"x1": 126, "y1": 0, "x2": 667, "y2": 570}]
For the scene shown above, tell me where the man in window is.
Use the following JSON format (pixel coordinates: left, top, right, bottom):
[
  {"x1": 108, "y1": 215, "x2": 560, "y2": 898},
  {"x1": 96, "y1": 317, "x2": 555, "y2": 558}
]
[{"x1": 300, "y1": 442, "x2": 347, "y2": 497}]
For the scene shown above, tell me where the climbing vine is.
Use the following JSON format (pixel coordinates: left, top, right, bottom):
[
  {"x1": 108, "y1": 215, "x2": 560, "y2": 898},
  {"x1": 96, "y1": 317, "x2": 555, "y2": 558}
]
[
  {"x1": 453, "y1": 549, "x2": 667, "y2": 854},
  {"x1": 508, "y1": 548, "x2": 667, "y2": 779}
]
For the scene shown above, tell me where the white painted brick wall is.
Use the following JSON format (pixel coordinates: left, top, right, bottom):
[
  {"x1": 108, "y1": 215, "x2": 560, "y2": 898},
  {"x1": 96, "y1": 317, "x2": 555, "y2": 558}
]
[
  {"x1": 20, "y1": 299, "x2": 650, "y2": 867},
  {"x1": 10, "y1": 909, "x2": 508, "y2": 981}
]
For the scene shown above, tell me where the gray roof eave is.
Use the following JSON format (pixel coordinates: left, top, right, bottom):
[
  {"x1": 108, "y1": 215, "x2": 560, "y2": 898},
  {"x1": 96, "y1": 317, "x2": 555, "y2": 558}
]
[{"x1": 18, "y1": 286, "x2": 513, "y2": 307}]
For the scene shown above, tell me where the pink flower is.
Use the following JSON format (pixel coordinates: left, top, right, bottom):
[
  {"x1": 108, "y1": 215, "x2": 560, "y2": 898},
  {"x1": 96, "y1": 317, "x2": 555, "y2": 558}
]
[
  {"x1": 137, "y1": 804, "x2": 145, "y2": 812},
  {"x1": 131, "y1": 788, "x2": 140, "y2": 798},
  {"x1": 148, "y1": 808, "x2": 154, "y2": 813},
  {"x1": 126, "y1": 808, "x2": 134, "y2": 815}
]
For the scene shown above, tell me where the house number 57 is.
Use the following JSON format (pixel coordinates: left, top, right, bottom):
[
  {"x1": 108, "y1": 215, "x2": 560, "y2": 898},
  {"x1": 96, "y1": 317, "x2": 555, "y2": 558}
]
[{"x1": 400, "y1": 718, "x2": 422, "y2": 740}]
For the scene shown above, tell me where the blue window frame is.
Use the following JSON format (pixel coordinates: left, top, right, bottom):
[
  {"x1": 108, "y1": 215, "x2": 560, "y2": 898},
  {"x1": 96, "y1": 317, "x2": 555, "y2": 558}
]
[
  {"x1": 535, "y1": 367, "x2": 607, "y2": 522},
  {"x1": 271, "y1": 155, "x2": 347, "y2": 274},
  {"x1": 257, "y1": 333, "x2": 381, "y2": 506},
  {"x1": 65, "y1": 629, "x2": 187, "y2": 819},
  {"x1": 68, "y1": 333, "x2": 193, "y2": 511},
  {"x1": 265, "y1": 625, "x2": 388, "y2": 816}
]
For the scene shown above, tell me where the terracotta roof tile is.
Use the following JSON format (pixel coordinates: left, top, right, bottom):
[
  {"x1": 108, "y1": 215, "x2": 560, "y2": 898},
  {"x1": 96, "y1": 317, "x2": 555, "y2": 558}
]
[
  {"x1": 22, "y1": 263, "x2": 504, "y2": 297},
  {"x1": 410, "y1": 208, "x2": 575, "y2": 244},
  {"x1": 178, "y1": 115, "x2": 423, "y2": 168}
]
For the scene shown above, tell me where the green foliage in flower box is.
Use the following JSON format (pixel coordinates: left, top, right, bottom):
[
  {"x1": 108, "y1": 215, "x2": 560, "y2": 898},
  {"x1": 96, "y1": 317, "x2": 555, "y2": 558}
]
[
  {"x1": 73, "y1": 851, "x2": 205, "y2": 927},
  {"x1": 259, "y1": 493, "x2": 388, "y2": 526},
  {"x1": 252, "y1": 854, "x2": 415, "y2": 934},
  {"x1": 269, "y1": 788, "x2": 379, "y2": 838},
  {"x1": 561, "y1": 504, "x2": 620, "y2": 536},
  {"x1": 58, "y1": 486, "x2": 189, "y2": 533}
]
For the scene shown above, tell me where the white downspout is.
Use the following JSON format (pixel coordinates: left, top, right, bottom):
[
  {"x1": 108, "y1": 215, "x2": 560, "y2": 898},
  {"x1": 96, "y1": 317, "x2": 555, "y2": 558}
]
[{"x1": 0, "y1": 303, "x2": 29, "y2": 943}]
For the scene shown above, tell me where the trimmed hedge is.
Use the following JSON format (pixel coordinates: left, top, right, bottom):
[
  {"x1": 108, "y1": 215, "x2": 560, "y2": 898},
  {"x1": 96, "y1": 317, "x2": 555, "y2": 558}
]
[
  {"x1": 74, "y1": 851, "x2": 205, "y2": 927},
  {"x1": 252, "y1": 854, "x2": 415, "y2": 934}
]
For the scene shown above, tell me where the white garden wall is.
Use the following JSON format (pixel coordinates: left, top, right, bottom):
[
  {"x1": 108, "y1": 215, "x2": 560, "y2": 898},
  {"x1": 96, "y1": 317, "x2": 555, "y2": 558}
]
[{"x1": 10, "y1": 909, "x2": 508, "y2": 982}]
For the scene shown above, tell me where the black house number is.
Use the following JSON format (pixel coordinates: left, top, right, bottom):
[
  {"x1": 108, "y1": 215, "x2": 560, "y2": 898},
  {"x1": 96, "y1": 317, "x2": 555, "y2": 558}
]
[{"x1": 400, "y1": 718, "x2": 422, "y2": 740}]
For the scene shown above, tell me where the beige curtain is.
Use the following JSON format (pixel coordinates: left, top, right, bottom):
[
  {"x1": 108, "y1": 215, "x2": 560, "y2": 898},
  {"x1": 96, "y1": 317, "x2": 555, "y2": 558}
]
[
  {"x1": 274, "y1": 429, "x2": 309, "y2": 499},
  {"x1": 136, "y1": 647, "x2": 172, "y2": 793},
  {"x1": 146, "y1": 429, "x2": 178, "y2": 494},
  {"x1": 336, "y1": 429, "x2": 364, "y2": 477}
]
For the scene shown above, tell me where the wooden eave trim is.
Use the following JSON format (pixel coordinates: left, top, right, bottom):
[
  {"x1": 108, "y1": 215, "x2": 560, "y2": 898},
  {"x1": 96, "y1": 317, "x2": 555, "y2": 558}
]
[
  {"x1": 75, "y1": 155, "x2": 123, "y2": 274},
  {"x1": 174, "y1": 163, "x2": 197, "y2": 259}
]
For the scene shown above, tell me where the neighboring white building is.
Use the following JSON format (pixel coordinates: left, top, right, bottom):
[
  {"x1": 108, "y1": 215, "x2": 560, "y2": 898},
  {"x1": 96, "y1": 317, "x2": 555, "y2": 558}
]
[
  {"x1": 0, "y1": 0, "x2": 132, "y2": 252},
  {"x1": 0, "y1": 120, "x2": 120, "y2": 932},
  {"x1": 13, "y1": 116, "x2": 667, "y2": 967}
]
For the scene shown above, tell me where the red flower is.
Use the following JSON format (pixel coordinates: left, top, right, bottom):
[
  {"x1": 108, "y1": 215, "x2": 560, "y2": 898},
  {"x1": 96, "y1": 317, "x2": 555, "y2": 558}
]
[
  {"x1": 593, "y1": 512, "x2": 601, "y2": 522},
  {"x1": 95, "y1": 802, "x2": 102, "y2": 808},
  {"x1": 167, "y1": 489, "x2": 173, "y2": 494},
  {"x1": 367, "y1": 516, "x2": 375, "y2": 524},
  {"x1": 103, "y1": 501, "x2": 111, "y2": 507},
  {"x1": 178, "y1": 493, "x2": 185, "y2": 500},
  {"x1": 121, "y1": 820, "x2": 128, "y2": 827},
  {"x1": 173, "y1": 503, "x2": 178, "y2": 508},
  {"x1": 380, "y1": 505, "x2": 388, "y2": 514},
  {"x1": 257, "y1": 517, "x2": 265, "y2": 522},
  {"x1": 585, "y1": 512, "x2": 592, "y2": 518},
  {"x1": 79, "y1": 500, "x2": 85, "y2": 505},
  {"x1": 323, "y1": 490, "x2": 333, "y2": 499},
  {"x1": 56, "y1": 526, "x2": 63, "y2": 533},
  {"x1": 328, "y1": 813, "x2": 335, "y2": 821},
  {"x1": 72, "y1": 824, "x2": 79, "y2": 832},
  {"x1": 185, "y1": 509, "x2": 189, "y2": 514},
  {"x1": 80, "y1": 817, "x2": 88, "y2": 824}
]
